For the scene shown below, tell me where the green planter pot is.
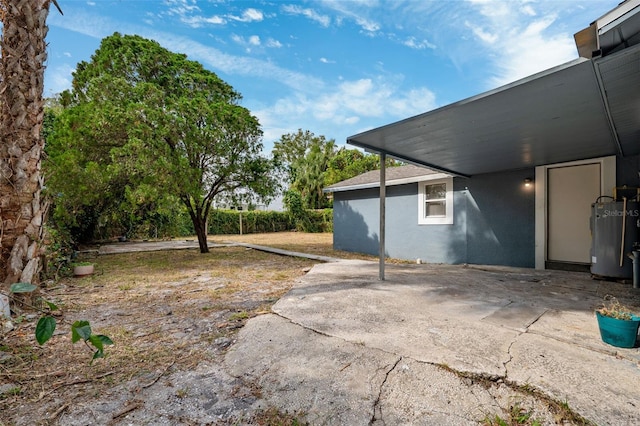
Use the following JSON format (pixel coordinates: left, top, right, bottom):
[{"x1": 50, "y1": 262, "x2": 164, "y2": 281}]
[{"x1": 595, "y1": 311, "x2": 640, "y2": 348}]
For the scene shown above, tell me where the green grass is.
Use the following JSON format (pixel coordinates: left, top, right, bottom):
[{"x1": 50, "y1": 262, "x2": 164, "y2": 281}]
[
  {"x1": 229, "y1": 311, "x2": 249, "y2": 321},
  {"x1": 482, "y1": 403, "x2": 543, "y2": 426}
]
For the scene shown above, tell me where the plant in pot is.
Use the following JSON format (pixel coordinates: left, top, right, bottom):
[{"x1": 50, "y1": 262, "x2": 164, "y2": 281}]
[
  {"x1": 595, "y1": 296, "x2": 640, "y2": 348},
  {"x1": 72, "y1": 261, "x2": 95, "y2": 277}
]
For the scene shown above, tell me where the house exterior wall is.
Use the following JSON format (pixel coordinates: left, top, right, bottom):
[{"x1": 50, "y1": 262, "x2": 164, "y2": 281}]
[
  {"x1": 462, "y1": 169, "x2": 535, "y2": 267},
  {"x1": 333, "y1": 168, "x2": 535, "y2": 267}
]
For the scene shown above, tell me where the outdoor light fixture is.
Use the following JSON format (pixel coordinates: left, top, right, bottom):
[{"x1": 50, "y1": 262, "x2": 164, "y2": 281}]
[{"x1": 524, "y1": 178, "x2": 533, "y2": 187}]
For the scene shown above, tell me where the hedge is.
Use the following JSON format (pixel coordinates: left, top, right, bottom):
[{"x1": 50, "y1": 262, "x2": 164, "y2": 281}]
[
  {"x1": 208, "y1": 210, "x2": 293, "y2": 234},
  {"x1": 208, "y1": 209, "x2": 332, "y2": 234}
]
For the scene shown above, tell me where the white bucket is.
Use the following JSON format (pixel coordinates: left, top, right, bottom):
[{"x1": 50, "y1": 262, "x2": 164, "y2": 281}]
[{"x1": 0, "y1": 294, "x2": 10, "y2": 318}]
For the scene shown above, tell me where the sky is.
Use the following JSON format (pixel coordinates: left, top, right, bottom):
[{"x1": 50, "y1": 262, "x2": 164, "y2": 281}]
[{"x1": 44, "y1": 0, "x2": 621, "y2": 153}]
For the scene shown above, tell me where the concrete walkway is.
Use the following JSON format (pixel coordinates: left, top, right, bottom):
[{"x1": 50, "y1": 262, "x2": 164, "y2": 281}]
[
  {"x1": 96, "y1": 240, "x2": 342, "y2": 262},
  {"x1": 94, "y1": 240, "x2": 640, "y2": 424},
  {"x1": 96, "y1": 239, "x2": 226, "y2": 255}
]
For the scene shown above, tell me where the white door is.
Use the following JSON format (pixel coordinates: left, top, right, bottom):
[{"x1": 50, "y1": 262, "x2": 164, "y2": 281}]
[{"x1": 547, "y1": 163, "x2": 601, "y2": 264}]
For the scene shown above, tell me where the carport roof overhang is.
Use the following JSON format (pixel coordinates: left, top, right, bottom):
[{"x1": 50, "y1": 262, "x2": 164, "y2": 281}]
[{"x1": 347, "y1": 43, "x2": 640, "y2": 178}]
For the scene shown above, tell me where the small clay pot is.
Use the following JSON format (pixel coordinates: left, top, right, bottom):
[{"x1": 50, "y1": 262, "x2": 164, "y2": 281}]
[{"x1": 73, "y1": 264, "x2": 94, "y2": 277}]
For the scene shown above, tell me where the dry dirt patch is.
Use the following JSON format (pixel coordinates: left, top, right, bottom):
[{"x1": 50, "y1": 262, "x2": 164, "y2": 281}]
[{"x1": 1, "y1": 236, "x2": 329, "y2": 425}]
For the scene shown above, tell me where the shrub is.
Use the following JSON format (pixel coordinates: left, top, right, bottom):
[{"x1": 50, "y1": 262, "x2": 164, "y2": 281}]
[
  {"x1": 208, "y1": 209, "x2": 295, "y2": 235},
  {"x1": 283, "y1": 190, "x2": 332, "y2": 232}
]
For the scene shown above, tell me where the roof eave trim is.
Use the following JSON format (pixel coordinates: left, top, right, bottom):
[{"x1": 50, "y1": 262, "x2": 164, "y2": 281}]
[{"x1": 324, "y1": 172, "x2": 451, "y2": 193}]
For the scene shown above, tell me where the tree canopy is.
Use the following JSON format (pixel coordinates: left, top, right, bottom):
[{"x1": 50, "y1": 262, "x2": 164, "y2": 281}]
[
  {"x1": 324, "y1": 148, "x2": 401, "y2": 187},
  {"x1": 273, "y1": 129, "x2": 336, "y2": 209},
  {"x1": 45, "y1": 33, "x2": 277, "y2": 252},
  {"x1": 273, "y1": 129, "x2": 401, "y2": 209}
]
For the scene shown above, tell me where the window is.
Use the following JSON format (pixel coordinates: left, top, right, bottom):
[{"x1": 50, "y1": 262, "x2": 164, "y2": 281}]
[{"x1": 418, "y1": 177, "x2": 453, "y2": 225}]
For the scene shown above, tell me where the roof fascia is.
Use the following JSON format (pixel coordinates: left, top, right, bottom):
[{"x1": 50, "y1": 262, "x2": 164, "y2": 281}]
[
  {"x1": 596, "y1": 0, "x2": 640, "y2": 34},
  {"x1": 591, "y1": 53, "x2": 626, "y2": 156},
  {"x1": 324, "y1": 172, "x2": 451, "y2": 193}
]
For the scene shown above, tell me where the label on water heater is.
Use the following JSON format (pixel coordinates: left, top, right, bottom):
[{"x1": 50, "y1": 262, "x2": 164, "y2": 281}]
[
  {"x1": 601, "y1": 208, "x2": 640, "y2": 218},
  {"x1": 592, "y1": 256, "x2": 597, "y2": 264}
]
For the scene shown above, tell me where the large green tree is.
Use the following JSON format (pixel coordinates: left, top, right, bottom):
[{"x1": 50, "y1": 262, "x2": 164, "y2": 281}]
[
  {"x1": 324, "y1": 147, "x2": 401, "y2": 187},
  {"x1": 273, "y1": 130, "x2": 401, "y2": 209},
  {"x1": 46, "y1": 33, "x2": 277, "y2": 253},
  {"x1": 273, "y1": 129, "x2": 336, "y2": 209}
]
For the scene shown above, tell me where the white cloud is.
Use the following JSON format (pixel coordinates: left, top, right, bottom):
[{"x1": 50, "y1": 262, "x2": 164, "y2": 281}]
[
  {"x1": 266, "y1": 38, "x2": 282, "y2": 48},
  {"x1": 166, "y1": 1, "x2": 269, "y2": 28},
  {"x1": 466, "y1": 0, "x2": 511, "y2": 19},
  {"x1": 281, "y1": 4, "x2": 331, "y2": 27},
  {"x1": 229, "y1": 8, "x2": 264, "y2": 23},
  {"x1": 521, "y1": 4, "x2": 536, "y2": 17},
  {"x1": 319, "y1": 57, "x2": 335, "y2": 64},
  {"x1": 230, "y1": 34, "x2": 243, "y2": 45},
  {"x1": 402, "y1": 36, "x2": 436, "y2": 50},
  {"x1": 463, "y1": 1, "x2": 582, "y2": 87},
  {"x1": 181, "y1": 15, "x2": 226, "y2": 27},
  {"x1": 162, "y1": 0, "x2": 229, "y2": 28},
  {"x1": 45, "y1": 63, "x2": 75, "y2": 96},
  {"x1": 248, "y1": 35, "x2": 260, "y2": 46},
  {"x1": 231, "y1": 34, "x2": 262, "y2": 50},
  {"x1": 48, "y1": 9, "x2": 111, "y2": 39},
  {"x1": 464, "y1": 20, "x2": 498, "y2": 44},
  {"x1": 253, "y1": 76, "x2": 437, "y2": 146},
  {"x1": 244, "y1": 8, "x2": 264, "y2": 21},
  {"x1": 315, "y1": 78, "x2": 436, "y2": 120},
  {"x1": 317, "y1": 1, "x2": 380, "y2": 33},
  {"x1": 164, "y1": 0, "x2": 200, "y2": 17},
  {"x1": 354, "y1": 16, "x2": 380, "y2": 33},
  {"x1": 387, "y1": 87, "x2": 437, "y2": 117},
  {"x1": 179, "y1": 39, "x2": 325, "y2": 93}
]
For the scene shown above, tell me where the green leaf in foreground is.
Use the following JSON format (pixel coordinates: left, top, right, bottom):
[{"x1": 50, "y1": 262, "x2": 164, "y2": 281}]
[
  {"x1": 95, "y1": 334, "x2": 114, "y2": 346},
  {"x1": 44, "y1": 300, "x2": 59, "y2": 311},
  {"x1": 91, "y1": 349, "x2": 105, "y2": 363},
  {"x1": 88, "y1": 334, "x2": 114, "y2": 352},
  {"x1": 71, "y1": 320, "x2": 92, "y2": 343},
  {"x1": 35, "y1": 316, "x2": 56, "y2": 345},
  {"x1": 10, "y1": 282, "x2": 37, "y2": 293}
]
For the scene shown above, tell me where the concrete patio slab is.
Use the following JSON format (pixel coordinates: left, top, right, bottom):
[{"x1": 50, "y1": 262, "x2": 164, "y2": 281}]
[{"x1": 226, "y1": 260, "x2": 640, "y2": 425}]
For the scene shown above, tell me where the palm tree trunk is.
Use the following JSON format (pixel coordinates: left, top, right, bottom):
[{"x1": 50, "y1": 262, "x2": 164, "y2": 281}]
[{"x1": 0, "y1": 0, "x2": 52, "y2": 287}]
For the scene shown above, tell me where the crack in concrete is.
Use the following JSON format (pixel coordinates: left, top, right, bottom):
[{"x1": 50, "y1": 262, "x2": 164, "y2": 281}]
[
  {"x1": 267, "y1": 311, "x2": 594, "y2": 425},
  {"x1": 503, "y1": 307, "x2": 548, "y2": 378},
  {"x1": 436, "y1": 365, "x2": 595, "y2": 425},
  {"x1": 526, "y1": 307, "x2": 548, "y2": 329},
  {"x1": 369, "y1": 356, "x2": 402, "y2": 426},
  {"x1": 270, "y1": 311, "x2": 340, "y2": 340},
  {"x1": 503, "y1": 337, "x2": 517, "y2": 378}
]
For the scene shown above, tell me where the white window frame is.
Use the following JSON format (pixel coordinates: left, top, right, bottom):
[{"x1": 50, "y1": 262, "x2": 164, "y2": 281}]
[{"x1": 418, "y1": 177, "x2": 453, "y2": 225}]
